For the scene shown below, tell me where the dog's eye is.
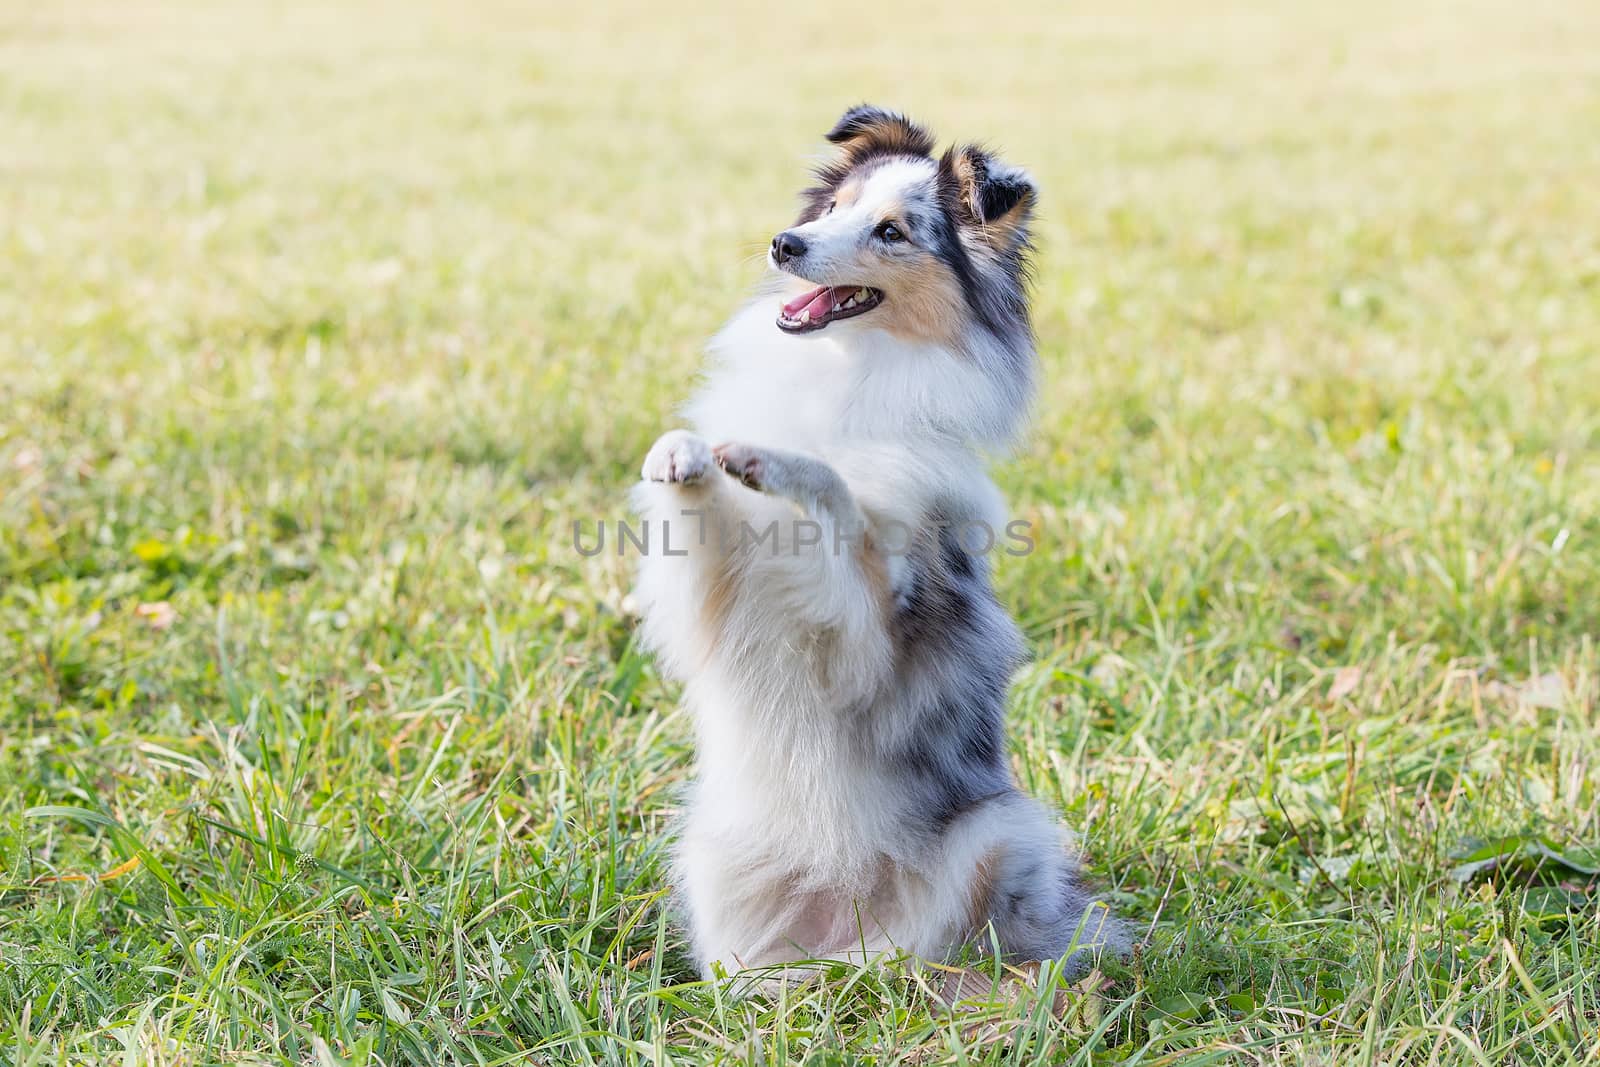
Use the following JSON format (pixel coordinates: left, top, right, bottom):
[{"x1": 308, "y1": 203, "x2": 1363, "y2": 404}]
[
  {"x1": 827, "y1": 199, "x2": 837, "y2": 214},
  {"x1": 875, "y1": 221, "x2": 905, "y2": 243}
]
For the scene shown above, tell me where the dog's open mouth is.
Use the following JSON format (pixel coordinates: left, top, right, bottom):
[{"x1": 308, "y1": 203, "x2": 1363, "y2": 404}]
[{"x1": 776, "y1": 285, "x2": 883, "y2": 333}]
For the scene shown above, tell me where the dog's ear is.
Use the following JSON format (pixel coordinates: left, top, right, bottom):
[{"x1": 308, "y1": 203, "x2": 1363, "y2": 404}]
[
  {"x1": 939, "y1": 144, "x2": 1036, "y2": 249},
  {"x1": 824, "y1": 104, "x2": 936, "y2": 161}
]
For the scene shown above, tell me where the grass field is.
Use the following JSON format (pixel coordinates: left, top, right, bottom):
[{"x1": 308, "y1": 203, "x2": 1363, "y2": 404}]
[{"x1": 4, "y1": 0, "x2": 1600, "y2": 1062}]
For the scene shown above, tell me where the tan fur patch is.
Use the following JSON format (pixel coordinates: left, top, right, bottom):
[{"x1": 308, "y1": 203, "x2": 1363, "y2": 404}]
[
  {"x1": 806, "y1": 625, "x2": 845, "y2": 693},
  {"x1": 874, "y1": 251, "x2": 968, "y2": 348},
  {"x1": 949, "y1": 150, "x2": 983, "y2": 218},
  {"x1": 966, "y1": 848, "x2": 1001, "y2": 935},
  {"x1": 971, "y1": 202, "x2": 1032, "y2": 251},
  {"x1": 857, "y1": 527, "x2": 892, "y2": 612},
  {"x1": 813, "y1": 528, "x2": 891, "y2": 692},
  {"x1": 847, "y1": 193, "x2": 971, "y2": 347},
  {"x1": 831, "y1": 110, "x2": 936, "y2": 164},
  {"x1": 697, "y1": 551, "x2": 740, "y2": 669}
]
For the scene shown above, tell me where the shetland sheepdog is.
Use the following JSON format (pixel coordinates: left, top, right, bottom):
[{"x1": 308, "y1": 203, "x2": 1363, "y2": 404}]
[{"x1": 632, "y1": 105, "x2": 1125, "y2": 982}]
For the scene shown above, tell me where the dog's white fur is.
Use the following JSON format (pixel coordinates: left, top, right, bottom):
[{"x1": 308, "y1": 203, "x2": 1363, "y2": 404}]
[{"x1": 632, "y1": 113, "x2": 1122, "y2": 981}]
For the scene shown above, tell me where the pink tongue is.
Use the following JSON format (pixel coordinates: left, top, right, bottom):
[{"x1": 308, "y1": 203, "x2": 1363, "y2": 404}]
[{"x1": 782, "y1": 286, "x2": 835, "y2": 319}]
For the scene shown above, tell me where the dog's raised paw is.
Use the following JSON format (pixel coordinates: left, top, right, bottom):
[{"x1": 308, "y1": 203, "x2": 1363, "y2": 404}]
[
  {"x1": 712, "y1": 442, "x2": 766, "y2": 491},
  {"x1": 642, "y1": 430, "x2": 711, "y2": 484}
]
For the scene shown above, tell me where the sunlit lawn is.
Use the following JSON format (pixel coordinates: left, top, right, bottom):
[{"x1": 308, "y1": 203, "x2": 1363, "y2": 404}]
[{"x1": 3, "y1": 0, "x2": 1599, "y2": 1062}]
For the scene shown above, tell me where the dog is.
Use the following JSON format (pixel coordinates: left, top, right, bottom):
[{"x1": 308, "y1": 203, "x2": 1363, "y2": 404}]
[{"x1": 632, "y1": 105, "x2": 1125, "y2": 982}]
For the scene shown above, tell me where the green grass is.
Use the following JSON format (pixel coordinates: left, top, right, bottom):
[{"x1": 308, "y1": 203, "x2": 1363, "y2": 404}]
[{"x1": 3, "y1": 0, "x2": 1600, "y2": 1062}]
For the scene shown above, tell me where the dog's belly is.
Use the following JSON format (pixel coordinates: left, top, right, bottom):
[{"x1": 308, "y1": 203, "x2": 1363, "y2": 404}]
[
  {"x1": 685, "y1": 673, "x2": 921, "y2": 865},
  {"x1": 676, "y1": 834, "x2": 975, "y2": 970},
  {"x1": 778, "y1": 881, "x2": 895, "y2": 958}
]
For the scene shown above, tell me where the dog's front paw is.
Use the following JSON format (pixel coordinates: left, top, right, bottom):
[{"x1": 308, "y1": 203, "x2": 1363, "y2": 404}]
[
  {"x1": 712, "y1": 442, "x2": 767, "y2": 492},
  {"x1": 642, "y1": 430, "x2": 711, "y2": 484}
]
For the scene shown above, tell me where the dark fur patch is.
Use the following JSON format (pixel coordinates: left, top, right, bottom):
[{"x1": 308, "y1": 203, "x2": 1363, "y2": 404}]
[
  {"x1": 880, "y1": 521, "x2": 1024, "y2": 831},
  {"x1": 940, "y1": 145, "x2": 1035, "y2": 229},
  {"x1": 918, "y1": 203, "x2": 1007, "y2": 337},
  {"x1": 934, "y1": 144, "x2": 1038, "y2": 355},
  {"x1": 825, "y1": 105, "x2": 937, "y2": 157}
]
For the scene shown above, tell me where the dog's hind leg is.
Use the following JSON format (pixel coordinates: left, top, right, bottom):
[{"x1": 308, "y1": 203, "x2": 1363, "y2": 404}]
[
  {"x1": 791, "y1": 793, "x2": 1124, "y2": 972},
  {"x1": 938, "y1": 794, "x2": 1127, "y2": 971}
]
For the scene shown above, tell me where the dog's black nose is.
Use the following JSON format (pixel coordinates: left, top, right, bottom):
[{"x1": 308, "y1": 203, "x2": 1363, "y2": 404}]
[{"x1": 771, "y1": 231, "x2": 807, "y2": 264}]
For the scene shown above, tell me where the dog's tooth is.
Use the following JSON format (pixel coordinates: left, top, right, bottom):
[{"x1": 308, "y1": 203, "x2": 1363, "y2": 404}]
[
  {"x1": 856, "y1": 288, "x2": 871, "y2": 302},
  {"x1": 798, "y1": 309, "x2": 810, "y2": 324}
]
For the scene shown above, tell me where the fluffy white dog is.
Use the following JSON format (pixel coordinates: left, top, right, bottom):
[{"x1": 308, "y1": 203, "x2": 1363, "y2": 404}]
[{"x1": 632, "y1": 105, "x2": 1125, "y2": 982}]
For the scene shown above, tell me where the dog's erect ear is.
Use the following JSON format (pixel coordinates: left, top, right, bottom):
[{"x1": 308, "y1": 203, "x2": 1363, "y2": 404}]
[
  {"x1": 797, "y1": 105, "x2": 939, "y2": 222},
  {"x1": 939, "y1": 144, "x2": 1036, "y2": 249},
  {"x1": 824, "y1": 104, "x2": 937, "y2": 161}
]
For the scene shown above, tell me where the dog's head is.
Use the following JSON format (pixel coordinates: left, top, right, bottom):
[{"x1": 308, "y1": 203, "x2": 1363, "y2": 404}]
[{"x1": 769, "y1": 105, "x2": 1036, "y2": 352}]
